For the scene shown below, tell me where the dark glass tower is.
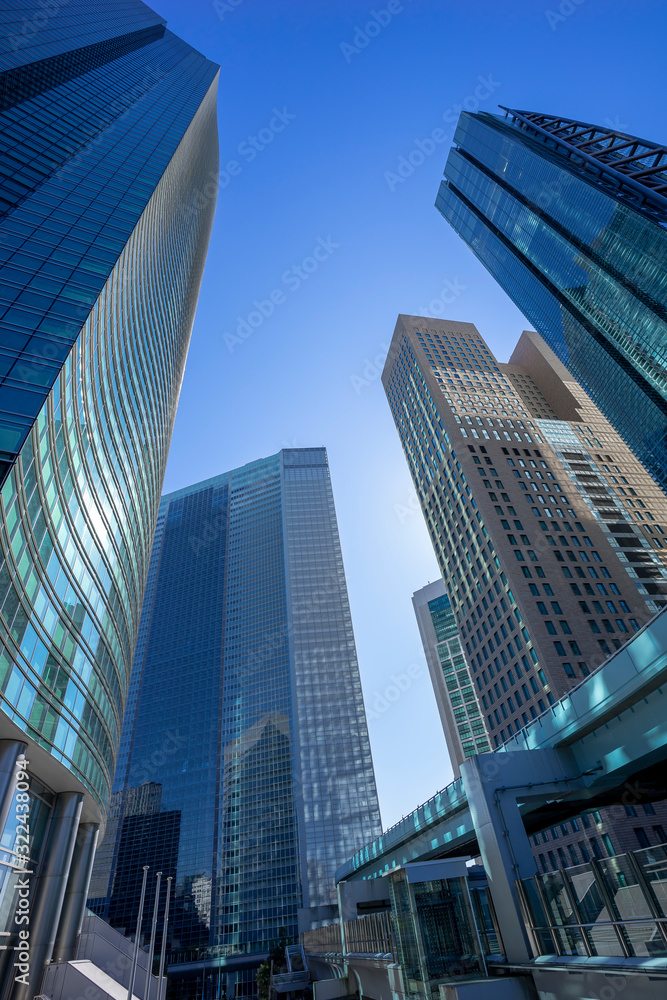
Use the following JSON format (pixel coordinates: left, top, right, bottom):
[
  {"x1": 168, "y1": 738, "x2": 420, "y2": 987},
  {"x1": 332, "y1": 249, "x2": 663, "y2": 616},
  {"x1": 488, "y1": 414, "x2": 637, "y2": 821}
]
[
  {"x1": 90, "y1": 448, "x2": 381, "y2": 999},
  {"x1": 436, "y1": 108, "x2": 667, "y2": 489},
  {"x1": 0, "y1": 4, "x2": 219, "y2": 997}
]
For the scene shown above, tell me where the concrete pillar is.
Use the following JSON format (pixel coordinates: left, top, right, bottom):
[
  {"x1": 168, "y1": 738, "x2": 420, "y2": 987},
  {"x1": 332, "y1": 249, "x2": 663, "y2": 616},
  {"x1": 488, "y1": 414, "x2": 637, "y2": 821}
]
[
  {"x1": 51, "y1": 822, "x2": 99, "y2": 962},
  {"x1": 460, "y1": 747, "x2": 580, "y2": 965},
  {"x1": 0, "y1": 741, "x2": 28, "y2": 839},
  {"x1": 9, "y1": 790, "x2": 83, "y2": 1000}
]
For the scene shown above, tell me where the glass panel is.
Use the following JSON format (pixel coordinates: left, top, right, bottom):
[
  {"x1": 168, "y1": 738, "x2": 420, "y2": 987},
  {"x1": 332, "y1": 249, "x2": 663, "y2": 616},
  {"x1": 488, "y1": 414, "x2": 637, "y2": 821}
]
[
  {"x1": 539, "y1": 872, "x2": 577, "y2": 925},
  {"x1": 413, "y1": 877, "x2": 483, "y2": 979},
  {"x1": 568, "y1": 866, "x2": 610, "y2": 924},
  {"x1": 552, "y1": 926, "x2": 588, "y2": 956},
  {"x1": 634, "y1": 844, "x2": 667, "y2": 917},
  {"x1": 388, "y1": 870, "x2": 422, "y2": 981},
  {"x1": 520, "y1": 877, "x2": 555, "y2": 955},
  {"x1": 470, "y1": 886, "x2": 502, "y2": 956},
  {"x1": 597, "y1": 855, "x2": 652, "y2": 920},
  {"x1": 623, "y1": 921, "x2": 667, "y2": 958},
  {"x1": 588, "y1": 923, "x2": 624, "y2": 957}
]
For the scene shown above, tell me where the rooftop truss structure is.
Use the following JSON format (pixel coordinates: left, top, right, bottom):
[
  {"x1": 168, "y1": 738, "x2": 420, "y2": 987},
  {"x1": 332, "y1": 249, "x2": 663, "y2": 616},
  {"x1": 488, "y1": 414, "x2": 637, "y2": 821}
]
[{"x1": 500, "y1": 107, "x2": 667, "y2": 221}]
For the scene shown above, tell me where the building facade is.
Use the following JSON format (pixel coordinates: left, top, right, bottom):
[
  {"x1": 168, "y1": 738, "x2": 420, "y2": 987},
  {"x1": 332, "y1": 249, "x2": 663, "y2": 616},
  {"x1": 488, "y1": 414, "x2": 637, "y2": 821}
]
[
  {"x1": 383, "y1": 316, "x2": 667, "y2": 862},
  {"x1": 382, "y1": 316, "x2": 667, "y2": 745},
  {"x1": 412, "y1": 579, "x2": 490, "y2": 774},
  {"x1": 89, "y1": 449, "x2": 381, "y2": 999},
  {"x1": 0, "y1": 4, "x2": 219, "y2": 997},
  {"x1": 436, "y1": 109, "x2": 667, "y2": 490}
]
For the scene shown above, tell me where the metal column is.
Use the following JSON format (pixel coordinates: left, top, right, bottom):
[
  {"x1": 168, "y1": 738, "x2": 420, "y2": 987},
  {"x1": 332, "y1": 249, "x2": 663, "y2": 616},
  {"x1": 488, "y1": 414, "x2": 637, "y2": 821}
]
[
  {"x1": 9, "y1": 790, "x2": 83, "y2": 1000},
  {"x1": 51, "y1": 822, "x2": 99, "y2": 962}
]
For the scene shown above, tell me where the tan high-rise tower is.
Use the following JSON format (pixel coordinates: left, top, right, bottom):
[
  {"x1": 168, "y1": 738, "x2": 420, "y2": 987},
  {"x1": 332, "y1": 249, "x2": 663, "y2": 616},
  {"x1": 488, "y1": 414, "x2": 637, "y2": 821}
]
[{"x1": 383, "y1": 317, "x2": 667, "y2": 753}]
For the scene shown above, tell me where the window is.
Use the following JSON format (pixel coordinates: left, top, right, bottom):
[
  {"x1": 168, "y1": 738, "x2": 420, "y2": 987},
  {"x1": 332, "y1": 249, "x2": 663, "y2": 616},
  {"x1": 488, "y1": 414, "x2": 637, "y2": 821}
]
[
  {"x1": 551, "y1": 601, "x2": 563, "y2": 614},
  {"x1": 653, "y1": 825, "x2": 667, "y2": 844},
  {"x1": 553, "y1": 641, "x2": 565, "y2": 656},
  {"x1": 545, "y1": 621, "x2": 557, "y2": 635},
  {"x1": 590, "y1": 837, "x2": 603, "y2": 859},
  {"x1": 560, "y1": 621, "x2": 572, "y2": 634},
  {"x1": 563, "y1": 662, "x2": 575, "y2": 678},
  {"x1": 643, "y1": 803, "x2": 656, "y2": 816},
  {"x1": 602, "y1": 834, "x2": 615, "y2": 857},
  {"x1": 536, "y1": 602, "x2": 547, "y2": 614},
  {"x1": 634, "y1": 828, "x2": 651, "y2": 849}
]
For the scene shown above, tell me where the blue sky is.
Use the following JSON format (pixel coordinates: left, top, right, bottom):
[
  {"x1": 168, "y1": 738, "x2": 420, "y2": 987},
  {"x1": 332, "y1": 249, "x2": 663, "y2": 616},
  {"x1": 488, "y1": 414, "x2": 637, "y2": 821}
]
[{"x1": 153, "y1": 0, "x2": 667, "y2": 828}]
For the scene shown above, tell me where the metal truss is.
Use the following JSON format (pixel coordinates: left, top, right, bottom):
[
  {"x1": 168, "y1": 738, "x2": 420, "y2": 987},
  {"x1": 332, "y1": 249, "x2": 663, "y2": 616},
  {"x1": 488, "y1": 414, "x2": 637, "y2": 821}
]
[{"x1": 500, "y1": 107, "x2": 667, "y2": 220}]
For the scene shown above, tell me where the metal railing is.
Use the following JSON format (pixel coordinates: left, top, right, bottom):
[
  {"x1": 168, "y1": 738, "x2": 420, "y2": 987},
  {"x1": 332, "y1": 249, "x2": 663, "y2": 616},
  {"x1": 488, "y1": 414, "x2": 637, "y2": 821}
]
[
  {"x1": 301, "y1": 921, "x2": 343, "y2": 955},
  {"x1": 302, "y1": 911, "x2": 395, "y2": 959},
  {"x1": 272, "y1": 971, "x2": 310, "y2": 986},
  {"x1": 344, "y1": 910, "x2": 394, "y2": 957},
  {"x1": 518, "y1": 843, "x2": 667, "y2": 963}
]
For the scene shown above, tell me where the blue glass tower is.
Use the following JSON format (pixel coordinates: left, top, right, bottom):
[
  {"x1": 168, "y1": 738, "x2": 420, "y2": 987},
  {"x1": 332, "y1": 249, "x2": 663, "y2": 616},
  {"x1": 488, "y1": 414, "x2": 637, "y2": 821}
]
[
  {"x1": 90, "y1": 449, "x2": 381, "y2": 999},
  {"x1": 436, "y1": 109, "x2": 667, "y2": 489},
  {"x1": 0, "y1": 3, "x2": 219, "y2": 997}
]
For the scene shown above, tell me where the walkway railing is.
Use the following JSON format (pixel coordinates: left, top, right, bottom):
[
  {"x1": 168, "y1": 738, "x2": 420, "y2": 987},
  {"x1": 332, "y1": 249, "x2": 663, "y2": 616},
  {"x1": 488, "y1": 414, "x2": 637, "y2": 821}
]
[
  {"x1": 344, "y1": 910, "x2": 394, "y2": 957},
  {"x1": 302, "y1": 910, "x2": 395, "y2": 959},
  {"x1": 518, "y1": 843, "x2": 667, "y2": 962},
  {"x1": 301, "y1": 921, "x2": 343, "y2": 955}
]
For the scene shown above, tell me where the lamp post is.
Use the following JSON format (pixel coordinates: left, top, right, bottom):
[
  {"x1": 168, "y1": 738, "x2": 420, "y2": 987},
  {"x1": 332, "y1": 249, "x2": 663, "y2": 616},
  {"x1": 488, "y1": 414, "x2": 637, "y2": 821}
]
[
  {"x1": 144, "y1": 871, "x2": 162, "y2": 1000},
  {"x1": 128, "y1": 865, "x2": 149, "y2": 1000},
  {"x1": 158, "y1": 875, "x2": 172, "y2": 1000}
]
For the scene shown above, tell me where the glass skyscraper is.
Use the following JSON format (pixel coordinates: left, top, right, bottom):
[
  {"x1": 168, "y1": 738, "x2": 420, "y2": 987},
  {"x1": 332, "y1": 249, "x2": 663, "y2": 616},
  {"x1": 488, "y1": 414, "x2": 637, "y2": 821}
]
[
  {"x1": 89, "y1": 448, "x2": 381, "y2": 999},
  {"x1": 412, "y1": 580, "x2": 490, "y2": 774},
  {"x1": 0, "y1": 3, "x2": 219, "y2": 997},
  {"x1": 436, "y1": 108, "x2": 667, "y2": 489}
]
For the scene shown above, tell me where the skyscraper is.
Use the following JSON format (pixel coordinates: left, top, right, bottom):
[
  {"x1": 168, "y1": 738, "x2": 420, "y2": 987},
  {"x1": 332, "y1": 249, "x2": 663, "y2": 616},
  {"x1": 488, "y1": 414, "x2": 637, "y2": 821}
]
[
  {"x1": 90, "y1": 448, "x2": 381, "y2": 1000},
  {"x1": 382, "y1": 317, "x2": 667, "y2": 751},
  {"x1": 0, "y1": 3, "x2": 219, "y2": 996},
  {"x1": 412, "y1": 579, "x2": 490, "y2": 774},
  {"x1": 435, "y1": 109, "x2": 667, "y2": 489}
]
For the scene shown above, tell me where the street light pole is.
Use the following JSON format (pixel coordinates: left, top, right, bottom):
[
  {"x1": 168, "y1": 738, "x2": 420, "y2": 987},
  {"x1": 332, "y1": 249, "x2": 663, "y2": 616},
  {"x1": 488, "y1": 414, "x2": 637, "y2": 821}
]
[
  {"x1": 144, "y1": 871, "x2": 162, "y2": 1000},
  {"x1": 158, "y1": 875, "x2": 172, "y2": 1000},
  {"x1": 128, "y1": 865, "x2": 149, "y2": 1000}
]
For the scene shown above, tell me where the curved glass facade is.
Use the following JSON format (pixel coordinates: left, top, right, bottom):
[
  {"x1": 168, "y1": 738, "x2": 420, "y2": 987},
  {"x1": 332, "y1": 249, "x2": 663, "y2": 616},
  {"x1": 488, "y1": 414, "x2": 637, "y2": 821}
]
[
  {"x1": 0, "y1": 2, "x2": 220, "y2": 813},
  {"x1": 436, "y1": 111, "x2": 667, "y2": 489},
  {"x1": 90, "y1": 449, "x2": 381, "y2": 999}
]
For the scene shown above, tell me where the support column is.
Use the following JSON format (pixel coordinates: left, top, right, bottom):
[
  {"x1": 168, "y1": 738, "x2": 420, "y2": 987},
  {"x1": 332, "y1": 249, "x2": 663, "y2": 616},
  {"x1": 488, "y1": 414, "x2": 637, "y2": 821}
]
[
  {"x1": 460, "y1": 747, "x2": 580, "y2": 965},
  {"x1": 0, "y1": 741, "x2": 27, "y2": 839},
  {"x1": 10, "y1": 790, "x2": 83, "y2": 1000},
  {"x1": 51, "y1": 822, "x2": 99, "y2": 963}
]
